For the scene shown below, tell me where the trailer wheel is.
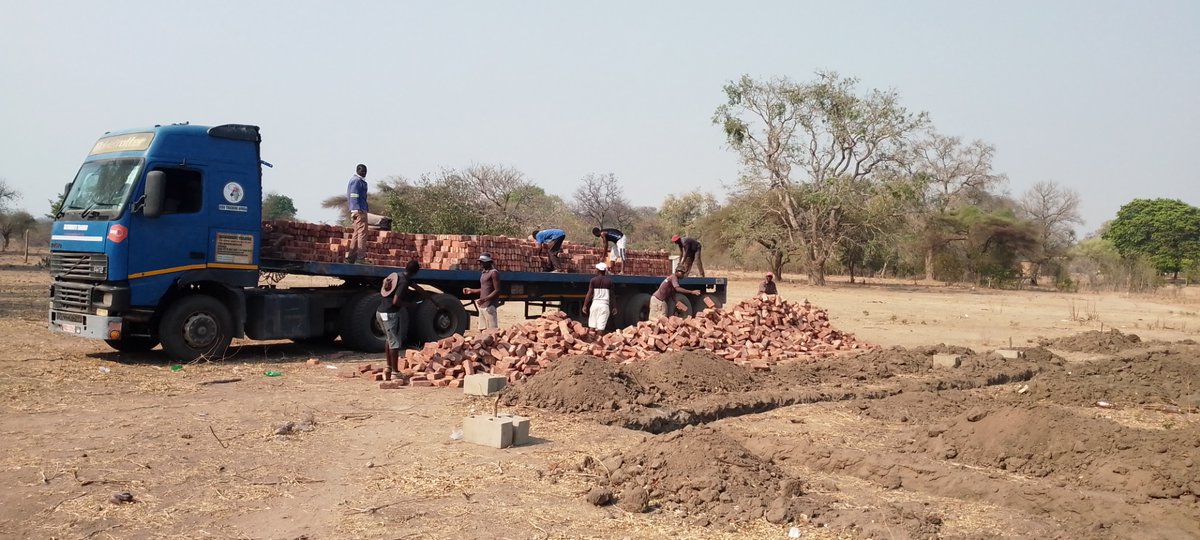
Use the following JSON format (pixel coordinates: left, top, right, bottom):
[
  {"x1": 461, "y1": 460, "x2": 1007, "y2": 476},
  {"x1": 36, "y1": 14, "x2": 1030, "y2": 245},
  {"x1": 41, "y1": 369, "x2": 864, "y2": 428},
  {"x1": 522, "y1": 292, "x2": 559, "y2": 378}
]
[
  {"x1": 104, "y1": 336, "x2": 159, "y2": 353},
  {"x1": 338, "y1": 291, "x2": 385, "y2": 353},
  {"x1": 159, "y1": 295, "x2": 233, "y2": 361},
  {"x1": 413, "y1": 293, "x2": 469, "y2": 344},
  {"x1": 620, "y1": 293, "x2": 652, "y2": 326},
  {"x1": 671, "y1": 293, "x2": 695, "y2": 318}
]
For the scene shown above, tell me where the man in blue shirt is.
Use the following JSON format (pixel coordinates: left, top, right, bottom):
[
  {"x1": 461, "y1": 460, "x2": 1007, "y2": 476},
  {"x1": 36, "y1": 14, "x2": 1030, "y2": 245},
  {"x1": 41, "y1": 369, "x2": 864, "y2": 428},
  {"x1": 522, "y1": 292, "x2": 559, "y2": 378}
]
[
  {"x1": 345, "y1": 164, "x2": 369, "y2": 264},
  {"x1": 530, "y1": 228, "x2": 567, "y2": 272}
]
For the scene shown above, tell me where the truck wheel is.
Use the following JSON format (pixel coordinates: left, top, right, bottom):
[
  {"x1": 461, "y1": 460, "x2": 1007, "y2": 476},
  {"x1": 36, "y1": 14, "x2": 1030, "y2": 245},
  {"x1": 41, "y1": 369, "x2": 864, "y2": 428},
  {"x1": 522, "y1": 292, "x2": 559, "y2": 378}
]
[
  {"x1": 159, "y1": 295, "x2": 233, "y2": 360},
  {"x1": 621, "y1": 293, "x2": 652, "y2": 326},
  {"x1": 671, "y1": 293, "x2": 695, "y2": 318},
  {"x1": 413, "y1": 293, "x2": 469, "y2": 344},
  {"x1": 338, "y1": 291, "x2": 385, "y2": 353},
  {"x1": 105, "y1": 336, "x2": 159, "y2": 353}
]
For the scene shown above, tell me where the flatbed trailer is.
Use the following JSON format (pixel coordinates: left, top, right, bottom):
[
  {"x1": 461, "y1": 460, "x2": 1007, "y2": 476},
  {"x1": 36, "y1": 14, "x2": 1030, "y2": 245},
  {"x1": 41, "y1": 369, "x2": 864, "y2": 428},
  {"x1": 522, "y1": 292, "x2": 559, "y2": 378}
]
[{"x1": 46, "y1": 123, "x2": 726, "y2": 361}]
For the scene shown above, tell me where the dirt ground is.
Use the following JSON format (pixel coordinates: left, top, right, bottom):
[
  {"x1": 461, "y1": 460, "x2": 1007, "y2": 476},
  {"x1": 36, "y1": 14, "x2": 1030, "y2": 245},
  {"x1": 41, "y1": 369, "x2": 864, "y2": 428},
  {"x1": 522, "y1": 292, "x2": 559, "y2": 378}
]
[{"x1": 2, "y1": 252, "x2": 1198, "y2": 539}]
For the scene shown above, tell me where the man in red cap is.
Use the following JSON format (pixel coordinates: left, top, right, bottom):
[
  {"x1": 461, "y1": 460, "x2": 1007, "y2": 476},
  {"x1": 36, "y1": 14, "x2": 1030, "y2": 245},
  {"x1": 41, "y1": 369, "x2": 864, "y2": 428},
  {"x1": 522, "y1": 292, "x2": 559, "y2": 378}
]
[
  {"x1": 671, "y1": 235, "x2": 704, "y2": 277},
  {"x1": 759, "y1": 272, "x2": 778, "y2": 296}
]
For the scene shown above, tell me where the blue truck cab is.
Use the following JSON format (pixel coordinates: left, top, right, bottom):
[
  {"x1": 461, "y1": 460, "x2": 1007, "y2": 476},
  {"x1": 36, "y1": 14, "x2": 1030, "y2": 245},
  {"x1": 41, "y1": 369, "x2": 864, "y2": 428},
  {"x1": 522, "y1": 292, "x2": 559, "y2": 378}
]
[
  {"x1": 49, "y1": 124, "x2": 727, "y2": 361},
  {"x1": 49, "y1": 124, "x2": 264, "y2": 358}
]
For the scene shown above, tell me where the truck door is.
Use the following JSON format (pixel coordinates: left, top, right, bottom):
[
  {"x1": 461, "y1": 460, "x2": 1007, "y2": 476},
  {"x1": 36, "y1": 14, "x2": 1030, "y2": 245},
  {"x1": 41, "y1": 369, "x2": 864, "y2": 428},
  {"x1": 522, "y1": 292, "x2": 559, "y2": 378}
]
[{"x1": 126, "y1": 164, "x2": 209, "y2": 306}]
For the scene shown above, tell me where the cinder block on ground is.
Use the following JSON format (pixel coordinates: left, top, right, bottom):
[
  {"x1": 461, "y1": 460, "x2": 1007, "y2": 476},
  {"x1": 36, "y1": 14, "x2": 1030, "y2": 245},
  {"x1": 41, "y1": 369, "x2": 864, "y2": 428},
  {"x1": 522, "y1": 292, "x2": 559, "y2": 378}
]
[
  {"x1": 463, "y1": 415, "x2": 514, "y2": 449},
  {"x1": 932, "y1": 354, "x2": 962, "y2": 369},
  {"x1": 497, "y1": 413, "x2": 532, "y2": 446},
  {"x1": 996, "y1": 349, "x2": 1024, "y2": 359},
  {"x1": 463, "y1": 374, "x2": 507, "y2": 396}
]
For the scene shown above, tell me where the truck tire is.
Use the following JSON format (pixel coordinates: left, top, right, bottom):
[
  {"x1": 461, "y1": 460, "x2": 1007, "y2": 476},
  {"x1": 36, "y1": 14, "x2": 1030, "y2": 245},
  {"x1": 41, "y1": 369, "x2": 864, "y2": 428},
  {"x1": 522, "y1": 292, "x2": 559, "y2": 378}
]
[
  {"x1": 413, "y1": 293, "x2": 469, "y2": 344},
  {"x1": 671, "y1": 293, "x2": 695, "y2": 318},
  {"x1": 105, "y1": 336, "x2": 159, "y2": 353},
  {"x1": 159, "y1": 295, "x2": 233, "y2": 361},
  {"x1": 621, "y1": 293, "x2": 652, "y2": 326},
  {"x1": 338, "y1": 291, "x2": 386, "y2": 353}
]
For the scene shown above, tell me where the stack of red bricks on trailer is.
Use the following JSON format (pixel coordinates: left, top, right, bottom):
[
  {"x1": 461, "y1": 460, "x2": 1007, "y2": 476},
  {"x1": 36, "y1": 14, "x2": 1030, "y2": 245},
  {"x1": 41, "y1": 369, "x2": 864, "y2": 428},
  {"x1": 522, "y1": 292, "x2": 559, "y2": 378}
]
[
  {"x1": 342, "y1": 296, "x2": 868, "y2": 388},
  {"x1": 261, "y1": 220, "x2": 672, "y2": 274}
]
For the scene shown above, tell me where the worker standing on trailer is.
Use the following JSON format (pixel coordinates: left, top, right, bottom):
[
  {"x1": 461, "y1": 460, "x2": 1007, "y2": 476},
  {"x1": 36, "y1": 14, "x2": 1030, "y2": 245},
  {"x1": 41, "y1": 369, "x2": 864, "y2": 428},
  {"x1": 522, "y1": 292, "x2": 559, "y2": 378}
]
[
  {"x1": 650, "y1": 268, "x2": 700, "y2": 319},
  {"x1": 378, "y1": 261, "x2": 423, "y2": 380},
  {"x1": 582, "y1": 263, "x2": 613, "y2": 331},
  {"x1": 592, "y1": 227, "x2": 627, "y2": 274},
  {"x1": 463, "y1": 252, "x2": 501, "y2": 330},
  {"x1": 672, "y1": 234, "x2": 705, "y2": 277},
  {"x1": 530, "y1": 228, "x2": 567, "y2": 272},
  {"x1": 345, "y1": 164, "x2": 370, "y2": 264},
  {"x1": 759, "y1": 272, "x2": 778, "y2": 296}
]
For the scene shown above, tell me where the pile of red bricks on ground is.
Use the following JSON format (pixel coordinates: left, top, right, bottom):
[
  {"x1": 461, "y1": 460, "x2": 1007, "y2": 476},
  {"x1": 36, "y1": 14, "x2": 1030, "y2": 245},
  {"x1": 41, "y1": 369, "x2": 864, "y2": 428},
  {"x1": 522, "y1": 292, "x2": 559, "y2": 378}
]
[
  {"x1": 261, "y1": 220, "x2": 672, "y2": 274},
  {"x1": 352, "y1": 295, "x2": 868, "y2": 387}
]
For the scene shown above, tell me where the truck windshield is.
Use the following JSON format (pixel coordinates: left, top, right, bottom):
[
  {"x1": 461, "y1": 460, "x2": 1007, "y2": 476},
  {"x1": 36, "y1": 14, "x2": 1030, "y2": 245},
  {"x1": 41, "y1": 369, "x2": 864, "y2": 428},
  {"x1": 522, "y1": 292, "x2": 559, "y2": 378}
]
[{"x1": 62, "y1": 158, "x2": 144, "y2": 220}]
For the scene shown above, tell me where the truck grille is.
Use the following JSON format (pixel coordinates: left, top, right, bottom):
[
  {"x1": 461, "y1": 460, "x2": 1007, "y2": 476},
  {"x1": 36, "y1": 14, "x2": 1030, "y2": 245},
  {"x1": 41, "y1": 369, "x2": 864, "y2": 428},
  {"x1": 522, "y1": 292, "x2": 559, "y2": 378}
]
[
  {"x1": 53, "y1": 282, "x2": 93, "y2": 313},
  {"x1": 50, "y1": 252, "x2": 109, "y2": 281}
]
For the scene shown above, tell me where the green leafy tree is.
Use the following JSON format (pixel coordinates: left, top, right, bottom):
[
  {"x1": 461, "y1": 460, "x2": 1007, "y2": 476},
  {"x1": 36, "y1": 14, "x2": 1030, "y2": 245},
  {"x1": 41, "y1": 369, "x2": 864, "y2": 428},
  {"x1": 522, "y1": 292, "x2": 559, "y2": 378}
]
[
  {"x1": 714, "y1": 72, "x2": 928, "y2": 285},
  {"x1": 262, "y1": 192, "x2": 298, "y2": 221},
  {"x1": 659, "y1": 190, "x2": 719, "y2": 236},
  {"x1": 1103, "y1": 198, "x2": 1200, "y2": 279}
]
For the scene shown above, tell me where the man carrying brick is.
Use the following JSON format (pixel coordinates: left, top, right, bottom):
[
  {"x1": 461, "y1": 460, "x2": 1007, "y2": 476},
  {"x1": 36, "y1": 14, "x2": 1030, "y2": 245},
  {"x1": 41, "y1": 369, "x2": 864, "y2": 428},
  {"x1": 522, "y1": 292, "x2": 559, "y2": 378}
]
[
  {"x1": 759, "y1": 272, "x2": 778, "y2": 296},
  {"x1": 530, "y1": 228, "x2": 567, "y2": 272},
  {"x1": 650, "y1": 268, "x2": 700, "y2": 320},
  {"x1": 592, "y1": 227, "x2": 627, "y2": 275},
  {"x1": 463, "y1": 252, "x2": 501, "y2": 331},
  {"x1": 378, "y1": 260, "x2": 424, "y2": 380},
  {"x1": 672, "y1": 234, "x2": 704, "y2": 277},
  {"x1": 345, "y1": 164, "x2": 370, "y2": 264},
  {"x1": 583, "y1": 262, "x2": 613, "y2": 332}
]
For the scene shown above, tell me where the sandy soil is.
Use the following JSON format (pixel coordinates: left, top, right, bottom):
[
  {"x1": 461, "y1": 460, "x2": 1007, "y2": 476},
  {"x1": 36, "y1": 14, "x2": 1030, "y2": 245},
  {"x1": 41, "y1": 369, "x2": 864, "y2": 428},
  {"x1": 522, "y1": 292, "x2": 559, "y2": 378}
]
[{"x1": 2, "y1": 252, "x2": 1198, "y2": 539}]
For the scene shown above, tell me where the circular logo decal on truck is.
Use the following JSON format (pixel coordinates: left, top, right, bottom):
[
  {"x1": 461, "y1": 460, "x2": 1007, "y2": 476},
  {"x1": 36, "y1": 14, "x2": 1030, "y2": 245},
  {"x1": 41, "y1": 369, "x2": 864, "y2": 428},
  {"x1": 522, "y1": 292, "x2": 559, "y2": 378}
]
[{"x1": 223, "y1": 182, "x2": 245, "y2": 204}]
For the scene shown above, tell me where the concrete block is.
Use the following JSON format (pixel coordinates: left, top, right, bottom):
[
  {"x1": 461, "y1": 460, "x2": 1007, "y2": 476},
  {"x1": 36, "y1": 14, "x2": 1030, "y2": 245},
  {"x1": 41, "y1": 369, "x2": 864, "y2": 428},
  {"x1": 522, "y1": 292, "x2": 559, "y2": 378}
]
[
  {"x1": 932, "y1": 354, "x2": 962, "y2": 369},
  {"x1": 497, "y1": 413, "x2": 532, "y2": 446},
  {"x1": 463, "y1": 374, "x2": 507, "y2": 396},
  {"x1": 996, "y1": 349, "x2": 1024, "y2": 359},
  {"x1": 463, "y1": 415, "x2": 514, "y2": 449}
]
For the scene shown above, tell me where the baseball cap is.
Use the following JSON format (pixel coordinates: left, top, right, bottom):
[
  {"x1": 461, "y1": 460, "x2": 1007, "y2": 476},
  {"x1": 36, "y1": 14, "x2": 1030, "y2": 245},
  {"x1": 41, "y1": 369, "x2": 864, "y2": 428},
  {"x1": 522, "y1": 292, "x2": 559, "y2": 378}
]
[
  {"x1": 766, "y1": 272, "x2": 774, "y2": 278},
  {"x1": 479, "y1": 252, "x2": 493, "y2": 262},
  {"x1": 595, "y1": 262, "x2": 607, "y2": 271},
  {"x1": 671, "y1": 234, "x2": 681, "y2": 243}
]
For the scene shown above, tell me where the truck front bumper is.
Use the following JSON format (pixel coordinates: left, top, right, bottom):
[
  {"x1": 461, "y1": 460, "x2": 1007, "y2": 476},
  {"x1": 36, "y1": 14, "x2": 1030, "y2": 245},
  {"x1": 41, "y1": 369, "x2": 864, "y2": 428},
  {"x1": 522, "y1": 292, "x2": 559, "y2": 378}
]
[{"x1": 49, "y1": 310, "x2": 124, "y2": 340}]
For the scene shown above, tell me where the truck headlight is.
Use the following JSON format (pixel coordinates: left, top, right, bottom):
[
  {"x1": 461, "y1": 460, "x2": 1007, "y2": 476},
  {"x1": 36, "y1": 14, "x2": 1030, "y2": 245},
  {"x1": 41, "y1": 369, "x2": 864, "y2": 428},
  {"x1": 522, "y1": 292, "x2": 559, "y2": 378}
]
[{"x1": 101, "y1": 293, "x2": 114, "y2": 306}]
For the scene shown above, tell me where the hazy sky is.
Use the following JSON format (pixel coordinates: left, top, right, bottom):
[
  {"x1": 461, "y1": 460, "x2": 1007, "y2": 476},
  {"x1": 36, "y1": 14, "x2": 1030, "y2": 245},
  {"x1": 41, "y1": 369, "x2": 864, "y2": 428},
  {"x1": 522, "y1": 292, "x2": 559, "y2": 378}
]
[{"x1": 2, "y1": 1, "x2": 1197, "y2": 231}]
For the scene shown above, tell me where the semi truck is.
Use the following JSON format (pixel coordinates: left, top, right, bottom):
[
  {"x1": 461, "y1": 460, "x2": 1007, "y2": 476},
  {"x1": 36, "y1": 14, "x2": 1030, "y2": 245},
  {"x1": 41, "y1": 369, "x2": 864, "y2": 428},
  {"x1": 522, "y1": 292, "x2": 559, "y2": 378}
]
[{"x1": 47, "y1": 123, "x2": 727, "y2": 361}]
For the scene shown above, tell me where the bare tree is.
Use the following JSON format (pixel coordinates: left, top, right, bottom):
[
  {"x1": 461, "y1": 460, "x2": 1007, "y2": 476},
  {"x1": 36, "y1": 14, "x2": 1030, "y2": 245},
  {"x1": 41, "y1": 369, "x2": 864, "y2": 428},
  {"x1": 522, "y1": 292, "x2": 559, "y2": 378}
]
[
  {"x1": 459, "y1": 164, "x2": 543, "y2": 230},
  {"x1": 1018, "y1": 180, "x2": 1083, "y2": 284},
  {"x1": 908, "y1": 132, "x2": 1007, "y2": 280},
  {"x1": 571, "y1": 173, "x2": 633, "y2": 229},
  {"x1": 715, "y1": 72, "x2": 928, "y2": 285},
  {"x1": 0, "y1": 179, "x2": 17, "y2": 212}
]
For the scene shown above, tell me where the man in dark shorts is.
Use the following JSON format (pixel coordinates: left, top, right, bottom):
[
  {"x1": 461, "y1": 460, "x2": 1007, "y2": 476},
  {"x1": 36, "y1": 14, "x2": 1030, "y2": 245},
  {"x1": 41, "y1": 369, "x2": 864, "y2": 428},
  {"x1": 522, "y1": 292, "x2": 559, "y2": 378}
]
[
  {"x1": 378, "y1": 260, "x2": 423, "y2": 380},
  {"x1": 530, "y1": 228, "x2": 567, "y2": 272},
  {"x1": 650, "y1": 268, "x2": 700, "y2": 320},
  {"x1": 759, "y1": 272, "x2": 778, "y2": 296},
  {"x1": 463, "y1": 252, "x2": 501, "y2": 330},
  {"x1": 582, "y1": 262, "x2": 613, "y2": 331},
  {"x1": 672, "y1": 234, "x2": 705, "y2": 277},
  {"x1": 592, "y1": 227, "x2": 627, "y2": 274}
]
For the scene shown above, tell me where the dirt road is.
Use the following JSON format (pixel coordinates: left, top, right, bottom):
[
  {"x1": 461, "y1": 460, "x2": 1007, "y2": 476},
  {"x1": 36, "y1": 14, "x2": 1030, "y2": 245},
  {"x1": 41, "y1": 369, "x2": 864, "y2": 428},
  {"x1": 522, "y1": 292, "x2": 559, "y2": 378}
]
[{"x1": 2, "y1": 254, "x2": 1197, "y2": 539}]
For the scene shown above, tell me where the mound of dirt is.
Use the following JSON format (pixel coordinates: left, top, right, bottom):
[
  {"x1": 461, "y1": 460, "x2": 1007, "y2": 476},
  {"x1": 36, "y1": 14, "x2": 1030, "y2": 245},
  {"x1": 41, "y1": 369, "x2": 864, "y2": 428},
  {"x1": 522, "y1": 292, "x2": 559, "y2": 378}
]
[
  {"x1": 625, "y1": 350, "x2": 756, "y2": 399},
  {"x1": 588, "y1": 426, "x2": 812, "y2": 526},
  {"x1": 1039, "y1": 329, "x2": 1142, "y2": 353},
  {"x1": 1029, "y1": 346, "x2": 1200, "y2": 407},
  {"x1": 920, "y1": 405, "x2": 1200, "y2": 500},
  {"x1": 502, "y1": 355, "x2": 639, "y2": 412}
]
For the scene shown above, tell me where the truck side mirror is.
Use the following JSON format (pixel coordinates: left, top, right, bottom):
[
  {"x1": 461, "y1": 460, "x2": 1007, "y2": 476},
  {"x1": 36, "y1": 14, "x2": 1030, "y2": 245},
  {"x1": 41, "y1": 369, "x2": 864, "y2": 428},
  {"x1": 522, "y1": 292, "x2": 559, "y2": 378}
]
[{"x1": 144, "y1": 170, "x2": 166, "y2": 219}]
